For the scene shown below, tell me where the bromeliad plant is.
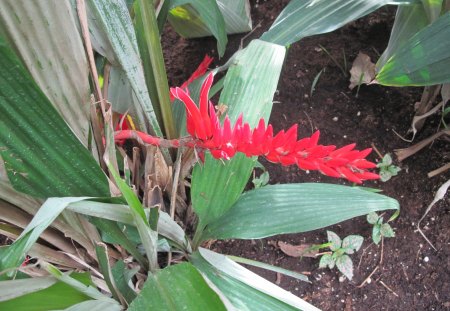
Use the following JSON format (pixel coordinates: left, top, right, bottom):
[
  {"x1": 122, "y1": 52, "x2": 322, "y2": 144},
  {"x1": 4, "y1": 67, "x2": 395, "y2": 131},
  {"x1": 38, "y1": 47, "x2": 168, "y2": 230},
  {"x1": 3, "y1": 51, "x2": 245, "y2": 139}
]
[{"x1": 0, "y1": 1, "x2": 414, "y2": 310}]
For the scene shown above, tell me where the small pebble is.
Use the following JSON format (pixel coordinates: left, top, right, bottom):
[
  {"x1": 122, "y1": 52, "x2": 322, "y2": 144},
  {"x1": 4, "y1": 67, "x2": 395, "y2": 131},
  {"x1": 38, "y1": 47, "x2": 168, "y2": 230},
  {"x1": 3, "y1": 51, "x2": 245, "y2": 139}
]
[
  {"x1": 424, "y1": 256, "x2": 429, "y2": 262},
  {"x1": 357, "y1": 111, "x2": 361, "y2": 116},
  {"x1": 332, "y1": 116, "x2": 339, "y2": 122}
]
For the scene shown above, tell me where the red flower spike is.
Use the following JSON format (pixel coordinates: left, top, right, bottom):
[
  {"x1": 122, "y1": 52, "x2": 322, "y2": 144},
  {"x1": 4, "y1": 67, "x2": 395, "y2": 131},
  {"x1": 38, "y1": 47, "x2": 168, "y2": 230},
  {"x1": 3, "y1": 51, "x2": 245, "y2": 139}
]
[{"x1": 118, "y1": 72, "x2": 380, "y2": 184}]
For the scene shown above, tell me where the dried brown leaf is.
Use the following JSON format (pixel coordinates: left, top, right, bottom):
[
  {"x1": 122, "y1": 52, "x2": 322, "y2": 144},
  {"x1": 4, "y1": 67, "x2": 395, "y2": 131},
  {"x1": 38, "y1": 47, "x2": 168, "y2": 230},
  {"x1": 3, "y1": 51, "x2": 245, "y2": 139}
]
[
  {"x1": 349, "y1": 52, "x2": 376, "y2": 90},
  {"x1": 278, "y1": 241, "x2": 318, "y2": 258}
]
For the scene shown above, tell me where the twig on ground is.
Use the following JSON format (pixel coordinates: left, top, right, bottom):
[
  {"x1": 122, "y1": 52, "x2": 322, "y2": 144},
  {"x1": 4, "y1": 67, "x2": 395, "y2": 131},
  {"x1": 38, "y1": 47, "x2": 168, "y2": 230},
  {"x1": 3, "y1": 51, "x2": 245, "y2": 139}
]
[
  {"x1": 357, "y1": 237, "x2": 384, "y2": 288},
  {"x1": 370, "y1": 143, "x2": 383, "y2": 159},
  {"x1": 379, "y1": 280, "x2": 399, "y2": 297},
  {"x1": 358, "y1": 242, "x2": 374, "y2": 269}
]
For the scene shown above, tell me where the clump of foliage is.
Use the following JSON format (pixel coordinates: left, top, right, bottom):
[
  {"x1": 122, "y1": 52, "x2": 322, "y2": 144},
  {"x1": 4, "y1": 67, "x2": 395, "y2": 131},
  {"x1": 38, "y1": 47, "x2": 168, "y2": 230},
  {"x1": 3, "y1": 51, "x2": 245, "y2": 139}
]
[
  {"x1": 367, "y1": 212, "x2": 396, "y2": 245},
  {"x1": 377, "y1": 154, "x2": 401, "y2": 182},
  {"x1": 319, "y1": 231, "x2": 363, "y2": 281}
]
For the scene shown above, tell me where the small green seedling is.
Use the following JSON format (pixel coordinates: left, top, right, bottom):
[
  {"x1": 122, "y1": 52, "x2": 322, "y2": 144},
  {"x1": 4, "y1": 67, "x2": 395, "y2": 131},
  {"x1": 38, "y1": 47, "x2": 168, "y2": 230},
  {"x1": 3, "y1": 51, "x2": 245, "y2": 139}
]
[
  {"x1": 319, "y1": 231, "x2": 363, "y2": 280},
  {"x1": 377, "y1": 153, "x2": 401, "y2": 182},
  {"x1": 367, "y1": 212, "x2": 395, "y2": 245},
  {"x1": 252, "y1": 161, "x2": 270, "y2": 189}
]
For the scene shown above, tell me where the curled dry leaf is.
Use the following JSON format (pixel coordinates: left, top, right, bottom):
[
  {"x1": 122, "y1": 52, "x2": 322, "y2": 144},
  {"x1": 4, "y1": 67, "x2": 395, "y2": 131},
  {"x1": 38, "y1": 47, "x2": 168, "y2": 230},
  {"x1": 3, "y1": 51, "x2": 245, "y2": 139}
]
[
  {"x1": 278, "y1": 241, "x2": 319, "y2": 258},
  {"x1": 349, "y1": 52, "x2": 376, "y2": 90}
]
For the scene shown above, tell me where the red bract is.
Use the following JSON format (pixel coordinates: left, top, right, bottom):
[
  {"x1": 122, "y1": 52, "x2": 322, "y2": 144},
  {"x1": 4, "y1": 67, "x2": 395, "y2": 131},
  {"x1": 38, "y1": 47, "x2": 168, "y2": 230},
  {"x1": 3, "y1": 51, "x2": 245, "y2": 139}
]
[
  {"x1": 169, "y1": 55, "x2": 213, "y2": 102},
  {"x1": 169, "y1": 72, "x2": 379, "y2": 184},
  {"x1": 116, "y1": 73, "x2": 379, "y2": 184}
]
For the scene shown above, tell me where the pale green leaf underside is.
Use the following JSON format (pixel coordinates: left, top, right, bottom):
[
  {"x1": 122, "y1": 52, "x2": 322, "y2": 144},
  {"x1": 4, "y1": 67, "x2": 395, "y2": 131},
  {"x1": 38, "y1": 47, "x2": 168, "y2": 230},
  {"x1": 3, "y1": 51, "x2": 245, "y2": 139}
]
[
  {"x1": 261, "y1": 0, "x2": 418, "y2": 46},
  {"x1": 0, "y1": 0, "x2": 91, "y2": 145},
  {"x1": 204, "y1": 183, "x2": 399, "y2": 240},
  {"x1": 128, "y1": 262, "x2": 227, "y2": 311},
  {"x1": 191, "y1": 39, "x2": 286, "y2": 227},
  {"x1": 0, "y1": 37, "x2": 109, "y2": 199},
  {"x1": 376, "y1": 11, "x2": 450, "y2": 86}
]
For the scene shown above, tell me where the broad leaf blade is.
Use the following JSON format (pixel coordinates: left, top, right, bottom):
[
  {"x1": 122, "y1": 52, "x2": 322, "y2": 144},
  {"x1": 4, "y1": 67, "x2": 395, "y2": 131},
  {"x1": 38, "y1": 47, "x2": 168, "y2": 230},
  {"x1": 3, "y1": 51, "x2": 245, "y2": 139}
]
[
  {"x1": 0, "y1": 273, "x2": 93, "y2": 311},
  {"x1": 128, "y1": 262, "x2": 228, "y2": 311},
  {"x1": 376, "y1": 11, "x2": 450, "y2": 86},
  {"x1": 168, "y1": 0, "x2": 228, "y2": 57},
  {"x1": 376, "y1": 4, "x2": 429, "y2": 70},
  {"x1": 191, "y1": 39, "x2": 285, "y2": 228},
  {"x1": 0, "y1": 0, "x2": 91, "y2": 145},
  {"x1": 260, "y1": 0, "x2": 418, "y2": 46},
  {"x1": 0, "y1": 37, "x2": 109, "y2": 198},
  {"x1": 191, "y1": 248, "x2": 320, "y2": 311},
  {"x1": 204, "y1": 183, "x2": 399, "y2": 240}
]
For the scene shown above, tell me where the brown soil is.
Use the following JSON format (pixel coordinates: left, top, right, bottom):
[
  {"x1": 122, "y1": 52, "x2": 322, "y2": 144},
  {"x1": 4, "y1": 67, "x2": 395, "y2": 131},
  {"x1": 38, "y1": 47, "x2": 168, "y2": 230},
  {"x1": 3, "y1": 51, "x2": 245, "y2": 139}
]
[{"x1": 164, "y1": 1, "x2": 449, "y2": 310}]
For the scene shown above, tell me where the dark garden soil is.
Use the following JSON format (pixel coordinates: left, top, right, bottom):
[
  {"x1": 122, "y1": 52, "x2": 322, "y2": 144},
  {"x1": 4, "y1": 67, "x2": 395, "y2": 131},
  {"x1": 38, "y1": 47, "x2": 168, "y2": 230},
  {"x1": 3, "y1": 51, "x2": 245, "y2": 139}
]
[{"x1": 164, "y1": 1, "x2": 449, "y2": 310}]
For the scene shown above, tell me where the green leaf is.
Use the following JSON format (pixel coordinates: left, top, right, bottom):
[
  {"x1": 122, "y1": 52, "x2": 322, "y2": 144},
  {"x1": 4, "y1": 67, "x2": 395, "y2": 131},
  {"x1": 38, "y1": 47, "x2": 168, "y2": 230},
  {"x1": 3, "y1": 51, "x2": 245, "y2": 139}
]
[
  {"x1": 376, "y1": 4, "x2": 429, "y2": 70},
  {"x1": 372, "y1": 224, "x2": 382, "y2": 245},
  {"x1": 335, "y1": 254, "x2": 354, "y2": 280},
  {"x1": 168, "y1": 0, "x2": 228, "y2": 57},
  {"x1": 367, "y1": 212, "x2": 380, "y2": 225},
  {"x1": 421, "y1": 0, "x2": 444, "y2": 22},
  {"x1": 0, "y1": 273, "x2": 93, "y2": 311},
  {"x1": 128, "y1": 262, "x2": 228, "y2": 311},
  {"x1": 0, "y1": 1, "x2": 92, "y2": 145},
  {"x1": 95, "y1": 243, "x2": 124, "y2": 305},
  {"x1": 260, "y1": 0, "x2": 418, "y2": 46},
  {"x1": 380, "y1": 223, "x2": 396, "y2": 238},
  {"x1": 327, "y1": 231, "x2": 342, "y2": 251},
  {"x1": 203, "y1": 183, "x2": 399, "y2": 240},
  {"x1": 319, "y1": 254, "x2": 335, "y2": 269},
  {"x1": 216, "y1": 0, "x2": 252, "y2": 35},
  {"x1": 63, "y1": 300, "x2": 123, "y2": 311},
  {"x1": 342, "y1": 235, "x2": 364, "y2": 254},
  {"x1": 0, "y1": 36, "x2": 109, "y2": 198},
  {"x1": 87, "y1": 0, "x2": 162, "y2": 135},
  {"x1": 109, "y1": 166, "x2": 158, "y2": 271},
  {"x1": 0, "y1": 197, "x2": 89, "y2": 277},
  {"x1": 111, "y1": 260, "x2": 138, "y2": 305},
  {"x1": 67, "y1": 200, "x2": 190, "y2": 252},
  {"x1": 227, "y1": 255, "x2": 309, "y2": 283},
  {"x1": 134, "y1": 0, "x2": 176, "y2": 139},
  {"x1": 376, "y1": 12, "x2": 450, "y2": 86},
  {"x1": 191, "y1": 248, "x2": 320, "y2": 311},
  {"x1": 191, "y1": 39, "x2": 286, "y2": 235}
]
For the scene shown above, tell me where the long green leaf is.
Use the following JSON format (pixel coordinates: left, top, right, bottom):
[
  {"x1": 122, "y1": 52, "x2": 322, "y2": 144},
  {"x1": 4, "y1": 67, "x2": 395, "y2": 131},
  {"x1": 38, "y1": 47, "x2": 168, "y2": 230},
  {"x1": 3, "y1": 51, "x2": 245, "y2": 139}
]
[
  {"x1": 191, "y1": 40, "x2": 285, "y2": 235},
  {"x1": 109, "y1": 166, "x2": 158, "y2": 271},
  {"x1": 376, "y1": 11, "x2": 450, "y2": 86},
  {"x1": 67, "y1": 200, "x2": 190, "y2": 251},
  {"x1": 376, "y1": 4, "x2": 429, "y2": 70},
  {"x1": 191, "y1": 249, "x2": 319, "y2": 311},
  {"x1": 0, "y1": 0, "x2": 91, "y2": 145},
  {"x1": 260, "y1": 0, "x2": 418, "y2": 46},
  {"x1": 0, "y1": 37, "x2": 109, "y2": 198},
  {"x1": 128, "y1": 262, "x2": 228, "y2": 311},
  {"x1": 0, "y1": 273, "x2": 93, "y2": 311},
  {"x1": 203, "y1": 183, "x2": 399, "y2": 240},
  {"x1": 87, "y1": 0, "x2": 162, "y2": 135},
  {"x1": 168, "y1": 0, "x2": 228, "y2": 57},
  {"x1": 135, "y1": 0, "x2": 176, "y2": 139}
]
